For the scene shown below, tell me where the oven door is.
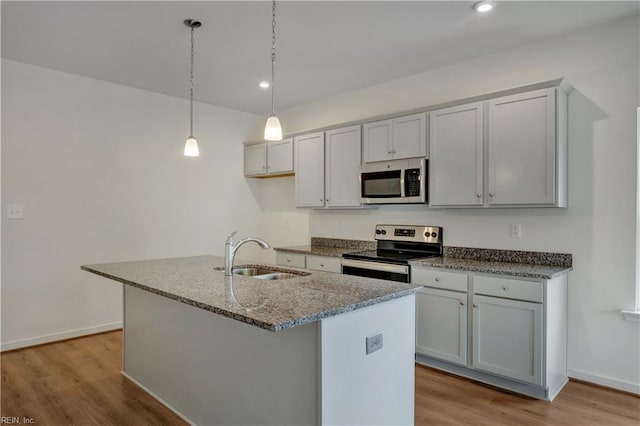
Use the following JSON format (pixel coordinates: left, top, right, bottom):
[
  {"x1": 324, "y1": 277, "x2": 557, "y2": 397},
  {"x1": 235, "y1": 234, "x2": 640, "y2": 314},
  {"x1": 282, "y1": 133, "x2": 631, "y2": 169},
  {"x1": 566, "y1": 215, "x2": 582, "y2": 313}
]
[{"x1": 341, "y1": 259, "x2": 410, "y2": 283}]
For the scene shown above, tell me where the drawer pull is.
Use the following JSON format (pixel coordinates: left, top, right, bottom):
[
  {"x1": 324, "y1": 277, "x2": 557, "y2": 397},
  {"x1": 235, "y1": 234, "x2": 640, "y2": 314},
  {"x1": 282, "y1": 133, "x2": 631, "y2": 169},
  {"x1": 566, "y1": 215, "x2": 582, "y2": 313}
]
[
  {"x1": 476, "y1": 193, "x2": 481, "y2": 198},
  {"x1": 320, "y1": 263, "x2": 325, "y2": 267},
  {"x1": 286, "y1": 259, "x2": 291, "y2": 262},
  {"x1": 473, "y1": 303, "x2": 478, "y2": 308},
  {"x1": 459, "y1": 301, "x2": 465, "y2": 306},
  {"x1": 434, "y1": 277, "x2": 440, "y2": 282},
  {"x1": 502, "y1": 285, "x2": 509, "y2": 291}
]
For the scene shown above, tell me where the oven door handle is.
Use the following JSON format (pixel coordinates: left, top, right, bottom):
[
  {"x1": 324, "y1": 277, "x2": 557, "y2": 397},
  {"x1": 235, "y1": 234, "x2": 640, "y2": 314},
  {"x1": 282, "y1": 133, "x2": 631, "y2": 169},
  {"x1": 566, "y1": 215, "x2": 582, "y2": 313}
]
[
  {"x1": 400, "y1": 168, "x2": 406, "y2": 198},
  {"x1": 341, "y1": 259, "x2": 409, "y2": 275}
]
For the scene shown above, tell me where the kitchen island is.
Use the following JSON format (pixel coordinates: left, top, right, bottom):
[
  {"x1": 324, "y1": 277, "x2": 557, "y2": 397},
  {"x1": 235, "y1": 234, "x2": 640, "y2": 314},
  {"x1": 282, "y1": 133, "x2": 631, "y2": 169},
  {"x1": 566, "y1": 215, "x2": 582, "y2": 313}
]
[{"x1": 82, "y1": 255, "x2": 421, "y2": 425}]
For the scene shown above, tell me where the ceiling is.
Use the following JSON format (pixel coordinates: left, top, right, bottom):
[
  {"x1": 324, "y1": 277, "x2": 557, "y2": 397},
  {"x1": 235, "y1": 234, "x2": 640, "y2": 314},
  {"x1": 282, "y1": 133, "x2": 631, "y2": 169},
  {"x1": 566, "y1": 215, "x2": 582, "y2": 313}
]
[{"x1": 2, "y1": 1, "x2": 638, "y2": 115}]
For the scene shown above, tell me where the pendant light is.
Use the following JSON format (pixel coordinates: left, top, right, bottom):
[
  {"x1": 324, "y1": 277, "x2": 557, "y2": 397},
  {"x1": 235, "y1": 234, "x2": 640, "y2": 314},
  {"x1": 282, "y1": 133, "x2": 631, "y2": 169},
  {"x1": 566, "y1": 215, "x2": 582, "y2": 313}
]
[
  {"x1": 184, "y1": 19, "x2": 202, "y2": 157},
  {"x1": 264, "y1": 0, "x2": 283, "y2": 141}
]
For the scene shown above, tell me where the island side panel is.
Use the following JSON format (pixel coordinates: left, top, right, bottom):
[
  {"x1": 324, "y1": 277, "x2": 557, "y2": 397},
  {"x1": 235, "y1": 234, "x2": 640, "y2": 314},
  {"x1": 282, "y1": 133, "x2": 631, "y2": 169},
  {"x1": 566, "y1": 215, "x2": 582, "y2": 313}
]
[
  {"x1": 319, "y1": 294, "x2": 416, "y2": 426},
  {"x1": 123, "y1": 285, "x2": 319, "y2": 426}
]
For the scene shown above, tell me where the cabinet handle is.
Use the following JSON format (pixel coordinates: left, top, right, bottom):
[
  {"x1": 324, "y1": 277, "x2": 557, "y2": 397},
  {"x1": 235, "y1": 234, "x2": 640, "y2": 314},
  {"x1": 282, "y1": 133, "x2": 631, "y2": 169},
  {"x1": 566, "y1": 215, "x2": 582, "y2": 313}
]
[
  {"x1": 434, "y1": 277, "x2": 440, "y2": 282},
  {"x1": 459, "y1": 301, "x2": 465, "y2": 306},
  {"x1": 286, "y1": 259, "x2": 291, "y2": 263},
  {"x1": 476, "y1": 193, "x2": 482, "y2": 198},
  {"x1": 390, "y1": 150, "x2": 397, "y2": 154},
  {"x1": 320, "y1": 263, "x2": 325, "y2": 267},
  {"x1": 502, "y1": 285, "x2": 509, "y2": 291},
  {"x1": 320, "y1": 199, "x2": 323, "y2": 202},
  {"x1": 489, "y1": 193, "x2": 495, "y2": 197},
  {"x1": 326, "y1": 199, "x2": 329, "y2": 202},
  {"x1": 473, "y1": 303, "x2": 478, "y2": 308}
]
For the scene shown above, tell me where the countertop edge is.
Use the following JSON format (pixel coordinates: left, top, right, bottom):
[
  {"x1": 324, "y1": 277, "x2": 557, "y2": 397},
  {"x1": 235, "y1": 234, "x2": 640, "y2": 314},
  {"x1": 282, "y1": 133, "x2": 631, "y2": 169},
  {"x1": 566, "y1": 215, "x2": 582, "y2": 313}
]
[
  {"x1": 408, "y1": 261, "x2": 573, "y2": 280},
  {"x1": 81, "y1": 265, "x2": 421, "y2": 332}
]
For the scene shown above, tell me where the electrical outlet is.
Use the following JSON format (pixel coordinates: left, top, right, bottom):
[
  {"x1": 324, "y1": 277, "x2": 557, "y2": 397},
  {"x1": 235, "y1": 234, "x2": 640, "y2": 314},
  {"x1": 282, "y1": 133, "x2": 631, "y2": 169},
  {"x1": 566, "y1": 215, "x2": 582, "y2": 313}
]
[
  {"x1": 7, "y1": 205, "x2": 24, "y2": 220},
  {"x1": 366, "y1": 332, "x2": 383, "y2": 355},
  {"x1": 510, "y1": 224, "x2": 522, "y2": 239}
]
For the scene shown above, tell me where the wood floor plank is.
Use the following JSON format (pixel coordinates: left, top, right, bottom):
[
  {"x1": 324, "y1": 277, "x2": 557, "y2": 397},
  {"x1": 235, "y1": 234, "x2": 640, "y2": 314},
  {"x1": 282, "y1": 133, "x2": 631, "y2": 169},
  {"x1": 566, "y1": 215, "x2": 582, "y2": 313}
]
[{"x1": 2, "y1": 331, "x2": 639, "y2": 425}]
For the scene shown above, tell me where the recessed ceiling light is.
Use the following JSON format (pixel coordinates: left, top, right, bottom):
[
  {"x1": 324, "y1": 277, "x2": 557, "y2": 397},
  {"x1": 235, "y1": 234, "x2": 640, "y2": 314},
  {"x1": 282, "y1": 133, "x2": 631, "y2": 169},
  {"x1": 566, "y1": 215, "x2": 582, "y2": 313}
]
[
  {"x1": 259, "y1": 81, "x2": 270, "y2": 89},
  {"x1": 473, "y1": 0, "x2": 495, "y2": 13}
]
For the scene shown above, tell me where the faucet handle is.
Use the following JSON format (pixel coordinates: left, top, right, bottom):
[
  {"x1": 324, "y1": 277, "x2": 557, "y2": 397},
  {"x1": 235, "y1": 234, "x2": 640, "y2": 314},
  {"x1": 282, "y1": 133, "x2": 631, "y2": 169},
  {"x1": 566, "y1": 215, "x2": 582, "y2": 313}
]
[{"x1": 226, "y1": 231, "x2": 237, "y2": 244}]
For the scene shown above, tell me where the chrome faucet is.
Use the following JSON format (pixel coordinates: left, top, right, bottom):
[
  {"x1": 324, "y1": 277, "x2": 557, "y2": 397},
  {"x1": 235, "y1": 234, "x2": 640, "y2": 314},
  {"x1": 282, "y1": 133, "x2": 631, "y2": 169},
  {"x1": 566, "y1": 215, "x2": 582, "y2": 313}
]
[{"x1": 224, "y1": 231, "x2": 271, "y2": 276}]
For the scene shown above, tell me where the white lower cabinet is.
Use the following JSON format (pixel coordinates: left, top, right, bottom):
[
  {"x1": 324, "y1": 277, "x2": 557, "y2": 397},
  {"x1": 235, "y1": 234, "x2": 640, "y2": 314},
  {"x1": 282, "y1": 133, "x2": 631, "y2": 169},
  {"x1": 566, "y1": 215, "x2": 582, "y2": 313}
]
[
  {"x1": 412, "y1": 266, "x2": 568, "y2": 401},
  {"x1": 472, "y1": 294, "x2": 542, "y2": 385},
  {"x1": 276, "y1": 252, "x2": 341, "y2": 274},
  {"x1": 416, "y1": 287, "x2": 467, "y2": 366}
]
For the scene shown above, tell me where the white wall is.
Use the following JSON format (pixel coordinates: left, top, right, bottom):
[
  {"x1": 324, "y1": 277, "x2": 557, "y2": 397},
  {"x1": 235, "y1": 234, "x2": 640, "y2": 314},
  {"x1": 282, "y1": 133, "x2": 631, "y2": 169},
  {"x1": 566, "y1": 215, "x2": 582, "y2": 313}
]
[
  {"x1": 1, "y1": 59, "x2": 265, "y2": 349},
  {"x1": 278, "y1": 16, "x2": 640, "y2": 392}
]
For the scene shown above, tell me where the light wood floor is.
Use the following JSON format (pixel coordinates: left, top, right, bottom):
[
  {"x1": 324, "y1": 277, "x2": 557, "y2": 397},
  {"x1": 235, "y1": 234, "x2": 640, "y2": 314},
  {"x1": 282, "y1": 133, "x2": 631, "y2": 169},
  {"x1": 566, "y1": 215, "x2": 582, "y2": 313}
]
[{"x1": 2, "y1": 330, "x2": 638, "y2": 425}]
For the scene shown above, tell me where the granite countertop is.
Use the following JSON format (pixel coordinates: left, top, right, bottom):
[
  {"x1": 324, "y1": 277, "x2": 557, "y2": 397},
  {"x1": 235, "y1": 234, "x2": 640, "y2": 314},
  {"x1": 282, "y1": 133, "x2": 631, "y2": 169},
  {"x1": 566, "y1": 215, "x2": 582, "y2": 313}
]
[
  {"x1": 81, "y1": 255, "x2": 420, "y2": 332},
  {"x1": 274, "y1": 237, "x2": 376, "y2": 258},
  {"x1": 410, "y1": 246, "x2": 572, "y2": 280}
]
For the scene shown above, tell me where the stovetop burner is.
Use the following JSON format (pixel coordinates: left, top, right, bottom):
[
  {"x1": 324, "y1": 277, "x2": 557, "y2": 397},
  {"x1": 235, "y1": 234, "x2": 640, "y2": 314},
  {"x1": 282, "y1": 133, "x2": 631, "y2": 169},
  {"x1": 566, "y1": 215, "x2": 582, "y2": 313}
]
[{"x1": 342, "y1": 249, "x2": 441, "y2": 265}]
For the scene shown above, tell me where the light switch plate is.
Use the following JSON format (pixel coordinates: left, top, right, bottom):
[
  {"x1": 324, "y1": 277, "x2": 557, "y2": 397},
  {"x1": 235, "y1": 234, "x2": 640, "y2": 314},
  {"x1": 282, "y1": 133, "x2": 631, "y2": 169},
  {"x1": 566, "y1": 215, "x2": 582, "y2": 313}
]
[
  {"x1": 366, "y1": 332, "x2": 383, "y2": 355},
  {"x1": 510, "y1": 224, "x2": 521, "y2": 239},
  {"x1": 7, "y1": 205, "x2": 24, "y2": 220}
]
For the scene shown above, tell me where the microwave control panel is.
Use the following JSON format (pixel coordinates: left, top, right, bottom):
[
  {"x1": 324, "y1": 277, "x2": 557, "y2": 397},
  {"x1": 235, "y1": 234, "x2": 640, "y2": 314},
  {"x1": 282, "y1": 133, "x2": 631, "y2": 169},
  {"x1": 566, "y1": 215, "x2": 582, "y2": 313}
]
[{"x1": 405, "y1": 168, "x2": 421, "y2": 197}]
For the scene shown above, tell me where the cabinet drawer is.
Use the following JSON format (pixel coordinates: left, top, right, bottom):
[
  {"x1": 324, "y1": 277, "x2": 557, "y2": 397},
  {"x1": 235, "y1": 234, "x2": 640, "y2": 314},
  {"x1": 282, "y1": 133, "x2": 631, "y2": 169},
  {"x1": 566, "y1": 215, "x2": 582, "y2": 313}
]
[
  {"x1": 412, "y1": 268, "x2": 468, "y2": 292},
  {"x1": 306, "y1": 255, "x2": 341, "y2": 273},
  {"x1": 473, "y1": 276, "x2": 542, "y2": 303},
  {"x1": 275, "y1": 252, "x2": 306, "y2": 269}
]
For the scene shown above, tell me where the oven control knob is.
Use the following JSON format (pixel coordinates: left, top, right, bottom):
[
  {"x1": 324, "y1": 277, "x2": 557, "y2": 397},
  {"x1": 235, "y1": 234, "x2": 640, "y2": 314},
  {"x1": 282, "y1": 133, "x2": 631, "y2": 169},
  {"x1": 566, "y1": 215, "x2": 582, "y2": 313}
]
[
  {"x1": 431, "y1": 232, "x2": 438, "y2": 238},
  {"x1": 376, "y1": 229, "x2": 382, "y2": 235},
  {"x1": 381, "y1": 230, "x2": 387, "y2": 235}
]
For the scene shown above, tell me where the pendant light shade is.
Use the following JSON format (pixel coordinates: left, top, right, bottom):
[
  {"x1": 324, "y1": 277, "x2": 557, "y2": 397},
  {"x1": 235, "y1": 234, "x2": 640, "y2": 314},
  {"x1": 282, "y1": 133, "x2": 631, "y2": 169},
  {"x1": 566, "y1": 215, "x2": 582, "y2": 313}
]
[
  {"x1": 184, "y1": 136, "x2": 199, "y2": 157},
  {"x1": 264, "y1": 0, "x2": 283, "y2": 141},
  {"x1": 184, "y1": 19, "x2": 202, "y2": 157},
  {"x1": 264, "y1": 114, "x2": 283, "y2": 141}
]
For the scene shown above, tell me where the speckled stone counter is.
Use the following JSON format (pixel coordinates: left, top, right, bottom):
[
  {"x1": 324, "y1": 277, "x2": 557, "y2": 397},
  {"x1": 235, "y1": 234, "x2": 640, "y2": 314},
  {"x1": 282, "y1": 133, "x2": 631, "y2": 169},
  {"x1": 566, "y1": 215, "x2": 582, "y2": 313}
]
[
  {"x1": 410, "y1": 247, "x2": 572, "y2": 279},
  {"x1": 274, "y1": 237, "x2": 375, "y2": 257},
  {"x1": 82, "y1": 255, "x2": 420, "y2": 332}
]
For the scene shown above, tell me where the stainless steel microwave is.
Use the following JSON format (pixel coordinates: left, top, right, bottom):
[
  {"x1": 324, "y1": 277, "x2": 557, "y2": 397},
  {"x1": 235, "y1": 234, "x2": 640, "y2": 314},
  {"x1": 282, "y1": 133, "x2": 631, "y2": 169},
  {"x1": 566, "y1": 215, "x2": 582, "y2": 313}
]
[{"x1": 360, "y1": 158, "x2": 427, "y2": 204}]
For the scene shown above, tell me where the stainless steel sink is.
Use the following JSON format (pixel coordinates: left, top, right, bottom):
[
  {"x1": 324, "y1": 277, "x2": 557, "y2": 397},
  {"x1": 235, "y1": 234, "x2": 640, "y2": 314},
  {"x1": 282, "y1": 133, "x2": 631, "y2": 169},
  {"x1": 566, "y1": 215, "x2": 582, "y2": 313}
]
[
  {"x1": 253, "y1": 272, "x2": 300, "y2": 280},
  {"x1": 233, "y1": 267, "x2": 278, "y2": 276},
  {"x1": 214, "y1": 264, "x2": 309, "y2": 280}
]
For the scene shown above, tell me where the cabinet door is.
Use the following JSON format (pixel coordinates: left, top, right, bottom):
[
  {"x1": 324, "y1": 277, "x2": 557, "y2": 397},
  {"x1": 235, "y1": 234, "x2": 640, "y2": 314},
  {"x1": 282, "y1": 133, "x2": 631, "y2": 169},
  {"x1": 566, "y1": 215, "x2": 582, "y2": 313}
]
[
  {"x1": 429, "y1": 103, "x2": 484, "y2": 206},
  {"x1": 294, "y1": 133, "x2": 325, "y2": 207},
  {"x1": 472, "y1": 294, "x2": 543, "y2": 385},
  {"x1": 244, "y1": 143, "x2": 267, "y2": 176},
  {"x1": 416, "y1": 288, "x2": 468, "y2": 366},
  {"x1": 488, "y1": 88, "x2": 556, "y2": 205},
  {"x1": 325, "y1": 125, "x2": 362, "y2": 207},
  {"x1": 392, "y1": 113, "x2": 427, "y2": 160},
  {"x1": 363, "y1": 119, "x2": 393, "y2": 163},
  {"x1": 267, "y1": 138, "x2": 293, "y2": 175}
]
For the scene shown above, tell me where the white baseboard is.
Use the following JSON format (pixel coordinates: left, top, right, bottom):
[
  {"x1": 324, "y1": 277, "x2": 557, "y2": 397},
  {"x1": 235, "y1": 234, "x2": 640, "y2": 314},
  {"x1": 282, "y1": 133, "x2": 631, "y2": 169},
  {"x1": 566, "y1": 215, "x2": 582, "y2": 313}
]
[
  {"x1": 121, "y1": 371, "x2": 195, "y2": 426},
  {"x1": 568, "y1": 369, "x2": 640, "y2": 395},
  {"x1": 1, "y1": 322, "x2": 123, "y2": 352}
]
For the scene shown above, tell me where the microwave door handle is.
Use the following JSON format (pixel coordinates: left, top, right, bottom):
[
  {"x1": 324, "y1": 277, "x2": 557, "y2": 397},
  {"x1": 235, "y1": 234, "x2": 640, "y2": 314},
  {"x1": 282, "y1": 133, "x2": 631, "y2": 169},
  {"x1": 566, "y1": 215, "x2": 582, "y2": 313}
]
[{"x1": 400, "y1": 169, "x2": 406, "y2": 198}]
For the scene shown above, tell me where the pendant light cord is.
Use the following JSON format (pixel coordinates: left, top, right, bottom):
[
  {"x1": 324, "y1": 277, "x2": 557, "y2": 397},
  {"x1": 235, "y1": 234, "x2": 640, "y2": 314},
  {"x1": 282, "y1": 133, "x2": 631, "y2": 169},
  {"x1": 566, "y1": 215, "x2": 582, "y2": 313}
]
[
  {"x1": 271, "y1": 0, "x2": 276, "y2": 116},
  {"x1": 189, "y1": 25, "x2": 195, "y2": 136}
]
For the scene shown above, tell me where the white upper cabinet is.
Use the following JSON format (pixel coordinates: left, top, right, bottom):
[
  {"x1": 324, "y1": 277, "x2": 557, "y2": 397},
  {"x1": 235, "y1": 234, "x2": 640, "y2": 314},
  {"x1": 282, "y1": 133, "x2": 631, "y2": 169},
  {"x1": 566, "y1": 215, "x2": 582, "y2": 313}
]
[
  {"x1": 294, "y1": 132, "x2": 325, "y2": 207},
  {"x1": 244, "y1": 143, "x2": 268, "y2": 176},
  {"x1": 362, "y1": 119, "x2": 393, "y2": 162},
  {"x1": 325, "y1": 125, "x2": 362, "y2": 207},
  {"x1": 428, "y1": 84, "x2": 569, "y2": 208},
  {"x1": 295, "y1": 126, "x2": 363, "y2": 209},
  {"x1": 429, "y1": 102, "x2": 484, "y2": 206},
  {"x1": 363, "y1": 113, "x2": 427, "y2": 163},
  {"x1": 267, "y1": 138, "x2": 294, "y2": 175},
  {"x1": 244, "y1": 138, "x2": 293, "y2": 177},
  {"x1": 488, "y1": 88, "x2": 559, "y2": 206}
]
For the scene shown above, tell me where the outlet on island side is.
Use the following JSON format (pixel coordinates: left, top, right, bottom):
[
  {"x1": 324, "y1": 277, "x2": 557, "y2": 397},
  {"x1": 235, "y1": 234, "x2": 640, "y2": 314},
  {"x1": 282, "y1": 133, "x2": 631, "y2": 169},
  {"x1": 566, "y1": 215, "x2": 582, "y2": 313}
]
[
  {"x1": 7, "y1": 204, "x2": 24, "y2": 220},
  {"x1": 510, "y1": 224, "x2": 522, "y2": 239},
  {"x1": 366, "y1": 332, "x2": 383, "y2": 355}
]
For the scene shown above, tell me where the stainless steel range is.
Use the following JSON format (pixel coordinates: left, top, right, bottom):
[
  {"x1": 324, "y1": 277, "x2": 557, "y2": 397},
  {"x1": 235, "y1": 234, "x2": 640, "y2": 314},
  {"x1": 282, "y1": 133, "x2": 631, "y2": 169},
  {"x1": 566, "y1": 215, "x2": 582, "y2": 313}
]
[{"x1": 341, "y1": 224, "x2": 443, "y2": 283}]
